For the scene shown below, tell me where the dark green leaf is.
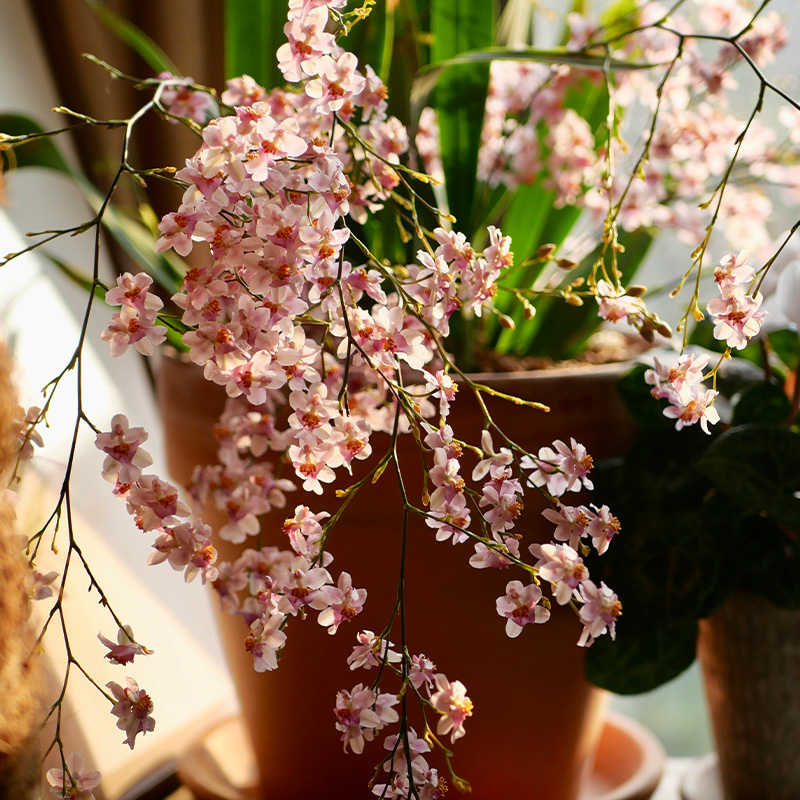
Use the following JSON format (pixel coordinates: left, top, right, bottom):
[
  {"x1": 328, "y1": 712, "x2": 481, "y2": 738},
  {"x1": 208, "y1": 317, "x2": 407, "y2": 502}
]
[
  {"x1": 687, "y1": 320, "x2": 726, "y2": 353},
  {"x1": 732, "y1": 382, "x2": 792, "y2": 426},
  {"x1": 584, "y1": 618, "x2": 697, "y2": 694},
  {"x1": 429, "y1": 0, "x2": 495, "y2": 230},
  {"x1": 497, "y1": 228, "x2": 652, "y2": 358},
  {"x1": 768, "y1": 328, "x2": 800, "y2": 372},
  {"x1": 746, "y1": 518, "x2": 800, "y2": 609},
  {"x1": 225, "y1": 0, "x2": 286, "y2": 89},
  {"x1": 698, "y1": 425, "x2": 800, "y2": 531},
  {"x1": 0, "y1": 114, "x2": 72, "y2": 176},
  {"x1": 85, "y1": 0, "x2": 179, "y2": 74},
  {"x1": 615, "y1": 363, "x2": 675, "y2": 431}
]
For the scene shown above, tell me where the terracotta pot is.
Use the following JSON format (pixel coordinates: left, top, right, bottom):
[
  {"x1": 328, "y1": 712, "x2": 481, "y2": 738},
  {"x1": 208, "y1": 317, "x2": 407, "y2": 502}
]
[
  {"x1": 698, "y1": 592, "x2": 800, "y2": 800},
  {"x1": 157, "y1": 355, "x2": 636, "y2": 800}
]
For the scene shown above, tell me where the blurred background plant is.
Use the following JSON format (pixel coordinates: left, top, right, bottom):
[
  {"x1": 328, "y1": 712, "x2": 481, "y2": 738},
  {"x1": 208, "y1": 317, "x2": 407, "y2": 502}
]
[{"x1": 7, "y1": 0, "x2": 799, "y2": 371}]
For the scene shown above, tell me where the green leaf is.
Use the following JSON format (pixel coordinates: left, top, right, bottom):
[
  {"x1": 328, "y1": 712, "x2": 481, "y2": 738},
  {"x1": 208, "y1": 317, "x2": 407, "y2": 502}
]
[
  {"x1": 84, "y1": 0, "x2": 179, "y2": 74},
  {"x1": 747, "y1": 518, "x2": 800, "y2": 609},
  {"x1": 768, "y1": 328, "x2": 800, "y2": 372},
  {"x1": 597, "y1": 0, "x2": 642, "y2": 42},
  {"x1": 687, "y1": 319, "x2": 726, "y2": 353},
  {"x1": 585, "y1": 618, "x2": 697, "y2": 694},
  {"x1": 698, "y1": 425, "x2": 800, "y2": 531},
  {"x1": 0, "y1": 114, "x2": 72, "y2": 176},
  {"x1": 615, "y1": 363, "x2": 675, "y2": 431},
  {"x1": 429, "y1": 0, "x2": 495, "y2": 230},
  {"x1": 498, "y1": 228, "x2": 652, "y2": 358},
  {"x1": 224, "y1": 0, "x2": 286, "y2": 89},
  {"x1": 731, "y1": 382, "x2": 792, "y2": 426}
]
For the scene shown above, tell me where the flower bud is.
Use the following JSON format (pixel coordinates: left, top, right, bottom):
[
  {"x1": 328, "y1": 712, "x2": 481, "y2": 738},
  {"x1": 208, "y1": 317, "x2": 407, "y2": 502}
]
[
  {"x1": 556, "y1": 258, "x2": 578, "y2": 270},
  {"x1": 564, "y1": 293, "x2": 584, "y2": 306},
  {"x1": 536, "y1": 243, "x2": 557, "y2": 261},
  {"x1": 655, "y1": 321, "x2": 673, "y2": 338},
  {"x1": 498, "y1": 313, "x2": 515, "y2": 330},
  {"x1": 625, "y1": 285, "x2": 647, "y2": 297}
]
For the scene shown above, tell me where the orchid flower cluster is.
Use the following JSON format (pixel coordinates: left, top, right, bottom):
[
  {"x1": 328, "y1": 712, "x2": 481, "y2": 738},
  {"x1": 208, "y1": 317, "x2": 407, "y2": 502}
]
[
  {"x1": 87, "y1": 0, "x2": 627, "y2": 786},
  {"x1": 474, "y1": 2, "x2": 790, "y2": 255},
  {"x1": 3, "y1": 0, "x2": 799, "y2": 797},
  {"x1": 644, "y1": 250, "x2": 767, "y2": 433}
]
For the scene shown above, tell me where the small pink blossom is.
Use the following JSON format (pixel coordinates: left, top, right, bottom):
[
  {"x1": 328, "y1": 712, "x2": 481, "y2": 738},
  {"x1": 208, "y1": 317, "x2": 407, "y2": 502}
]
[
  {"x1": 587, "y1": 504, "x2": 621, "y2": 555},
  {"x1": 429, "y1": 673, "x2": 473, "y2": 743},
  {"x1": 713, "y1": 250, "x2": 755, "y2": 288},
  {"x1": 282, "y1": 504, "x2": 330, "y2": 559},
  {"x1": 107, "y1": 677, "x2": 156, "y2": 749},
  {"x1": 95, "y1": 415, "x2": 153, "y2": 485},
  {"x1": 46, "y1": 752, "x2": 101, "y2": 800},
  {"x1": 496, "y1": 579, "x2": 550, "y2": 637},
  {"x1": 278, "y1": 555, "x2": 332, "y2": 614},
  {"x1": 707, "y1": 284, "x2": 765, "y2": 350},
  {"x1": 30, "y1": 569, "x2": 59, "y2": 600},
  {"x1": 101, "y1": 305, "x2": 166, "y2": 357},
  {"x1": 469, "y1": 532, "x2": 520, "y2": 569},
  {"x1": 472, "y1": 429, "x2": 513, "y2": 481},
  {"x1": 105, "y1": 272, "x2": 163, "y2": 314},
  {"x1": 577, "y1": 580, "x2": 622, "y2": 647},
  {"x1": 127, "y1": 475, "x2": 190, "y2": 531},
  {"x1": 594, "y1": 279, "x2": 646, "y2": 325},
  {"x1": 15, "y1": 405, "x2": 44, "y2": 461},
  {"x1": 314, "y1": 571, "x2": 367, "y2": 634},
  {"x1": 98, "y1": 626, "x2": 152, "y2": 666},
  {"x1": 645, "y1": 352, "x2": 710, "y2": 400},
  {"x1": 157, "y1": 72, "x2": 214, "y2": 123},
  {"x1": 334, "y1": 684, "x2": 399, "y2": 754},
  {"x1": 541, "y1": 503, "x2": 592, "y2": 549},
  {"x1": 663, "y1": 386, "x2": 720, "y2": 434},
  {"x1": 530, "y1": 542, "x2": 588, "y2": 605},
  {"x1": 425, "y1": 490, "x2": 471, "y2": 545},
  {"x1": 148, "y1": 520, "x2": 218, "y2": 584},
  {"x1": 245, "y1": 609, "x2": 288, "y2": 671},
  {"x1": 347, "y1": 630, "x2": 402, "y2": 670},
  {"x1": 409, "y1": 653, "x2": 437, "y2": 692}
]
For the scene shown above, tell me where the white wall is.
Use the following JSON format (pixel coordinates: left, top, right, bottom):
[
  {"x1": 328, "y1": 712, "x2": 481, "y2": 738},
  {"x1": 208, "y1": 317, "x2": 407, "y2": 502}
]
[{"x1": 0, "y1": 1, "x2": 236, "y2": 795}]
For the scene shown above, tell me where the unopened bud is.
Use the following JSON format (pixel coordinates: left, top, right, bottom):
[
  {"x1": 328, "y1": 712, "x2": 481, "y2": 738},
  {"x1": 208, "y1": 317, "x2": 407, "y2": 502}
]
[
  {"x1": 626, "y1": 285, "x2": 647, "y2": 297},
  {"x1": 498, "y1": 313, "x2": 515, "y2": 330},
  {"x1": 522, "y1": 300, "x2": 536, "y2": 320},
  {"x1": 556, "y1": 258, "x2": 577, "y2": 270},
  {"x1": 655, "y1": 321, "x2": 673, "y2": 338},
  {"x1": 564, "y1": 293, "x2": 584, "y2": 306},
  {"x1": 536, "y1": 243, "x2": 557, "y2": 261}
]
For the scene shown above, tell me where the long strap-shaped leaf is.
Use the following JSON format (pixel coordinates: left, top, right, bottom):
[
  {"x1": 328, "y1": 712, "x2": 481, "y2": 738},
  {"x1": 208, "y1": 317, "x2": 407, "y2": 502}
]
[
  {"x1": 429, "y1": 0, "x2": 495, "y2": 232},
  {"x1": 225, "y1": 0, "x2": 287, "y2": 88},
  {"x1": 84, "y1": 0, "x2": 179, "y2": 74},
  {"x1": 412, "y1": 46, "x2": 658, "y2": 125}
]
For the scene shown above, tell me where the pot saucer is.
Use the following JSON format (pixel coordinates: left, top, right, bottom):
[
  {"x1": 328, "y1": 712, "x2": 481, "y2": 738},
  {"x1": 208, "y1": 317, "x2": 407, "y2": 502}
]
[
  {"x1": 680, "y1": 754, "x2": 723, "y2": 800},
  {"x1": 177, "y1": 711, "x2": 664, "y2": 800}
]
